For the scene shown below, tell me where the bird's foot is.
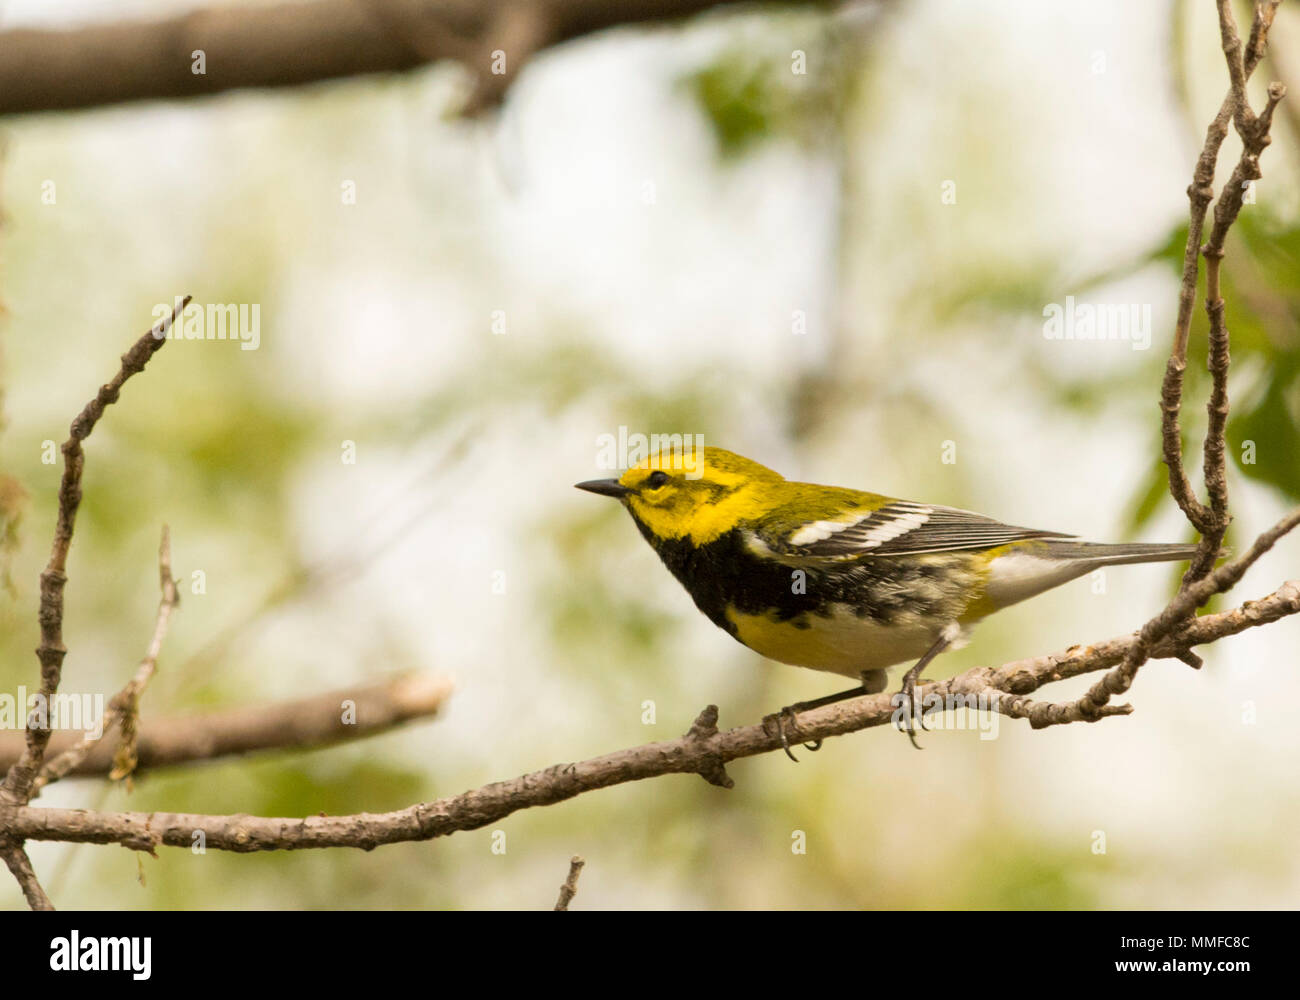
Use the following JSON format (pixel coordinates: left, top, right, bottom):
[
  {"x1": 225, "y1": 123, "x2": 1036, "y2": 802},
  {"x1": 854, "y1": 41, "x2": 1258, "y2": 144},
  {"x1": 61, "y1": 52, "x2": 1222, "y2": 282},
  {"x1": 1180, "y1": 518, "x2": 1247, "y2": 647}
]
[
  {"x1": 896, "y1": 670, "x2": 933, "y2": 750},
  {"x1": 894, "y1": 626, "x2": 959, "y2": 750},
  {"x1": 763, "y1": 705, "x2": 823, "y2": 763}
]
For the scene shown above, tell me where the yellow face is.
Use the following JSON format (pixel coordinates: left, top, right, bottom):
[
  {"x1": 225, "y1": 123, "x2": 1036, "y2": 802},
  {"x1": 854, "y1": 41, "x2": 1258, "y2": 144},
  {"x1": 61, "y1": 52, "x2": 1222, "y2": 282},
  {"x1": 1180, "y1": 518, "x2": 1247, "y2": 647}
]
[{"x1": 576, "y1": 447, "x2": 784, "y2": 544}]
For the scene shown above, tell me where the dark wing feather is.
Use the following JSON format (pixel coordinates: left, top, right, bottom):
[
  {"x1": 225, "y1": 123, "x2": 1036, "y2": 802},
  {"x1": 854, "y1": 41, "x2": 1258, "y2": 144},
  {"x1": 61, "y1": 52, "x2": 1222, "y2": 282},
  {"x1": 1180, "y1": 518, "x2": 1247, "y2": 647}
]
[{"x1": 765, "y1": 500, "x2": 1074, "y2": 559}]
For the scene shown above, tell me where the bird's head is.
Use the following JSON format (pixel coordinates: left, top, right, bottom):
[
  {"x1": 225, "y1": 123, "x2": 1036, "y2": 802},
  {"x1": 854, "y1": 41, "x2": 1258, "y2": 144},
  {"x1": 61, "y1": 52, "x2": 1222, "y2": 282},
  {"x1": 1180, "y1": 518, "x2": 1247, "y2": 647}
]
[{"x1": 576, "y1": 446, "x2": 784, "y2": 544}]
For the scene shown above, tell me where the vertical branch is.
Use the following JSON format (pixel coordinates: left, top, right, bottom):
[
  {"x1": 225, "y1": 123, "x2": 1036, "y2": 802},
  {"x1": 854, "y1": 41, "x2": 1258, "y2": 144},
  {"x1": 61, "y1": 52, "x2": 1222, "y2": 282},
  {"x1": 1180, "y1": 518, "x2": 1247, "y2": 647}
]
[
  {"x1": 1187, "y1": 77, "x2": 1287, "y2": 582},
  {"x1": 32, "y1": 525, "x2": 180, "y2": 797},
  {"x1": 1161, "y1": 0, "x2": 1279, "y2": 531},
  {"x1": 553, "y1": 855, "x2": 585, "y2": 910},
  {"x1": 1067, "y1": 0, "x2": 1286, "y2": 718}
]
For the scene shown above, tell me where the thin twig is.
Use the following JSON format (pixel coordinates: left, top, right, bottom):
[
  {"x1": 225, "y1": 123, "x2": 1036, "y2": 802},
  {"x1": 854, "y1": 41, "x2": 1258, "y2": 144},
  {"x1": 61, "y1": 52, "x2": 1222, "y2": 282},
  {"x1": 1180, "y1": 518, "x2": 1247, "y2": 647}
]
[
  {"x1": 553, "y1": 855, "x2": 585, "y2": 910},
  {"x1": 0, "y1": 297, "x2": 188, "y2": 808},
  {"x1": 32, "y1": 525, "x2": 180, "y2": 797}
]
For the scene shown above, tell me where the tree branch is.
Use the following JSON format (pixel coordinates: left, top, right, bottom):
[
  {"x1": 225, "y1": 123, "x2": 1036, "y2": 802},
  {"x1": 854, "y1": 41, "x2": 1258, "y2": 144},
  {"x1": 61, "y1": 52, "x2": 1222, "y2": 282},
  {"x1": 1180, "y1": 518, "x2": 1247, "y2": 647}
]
[
  {"x1": 1160, "y1": 0, "x2": 1279, "y2": 531},
  {"x1": 1033, "y1": 508, "x2": 1300, "y2": 727},
  {"x1": 0, "y1": 842, "x2": 53, "y2": 911},
  {"x1": 0, "y1": 674, "x2": 454, "y2": 780},
  {"x1": 553, "y1": 855, "x2": 585, "y2": 910},
  {"x1": 3, "y1": 577, "x2": 1297, "y2": 855},
  {"x1": 0, "y1": 0, "x2": 820, "y2": 117},
  {"x1": 1062, "y1": 0, "x2": 1291, "y2": 728}
]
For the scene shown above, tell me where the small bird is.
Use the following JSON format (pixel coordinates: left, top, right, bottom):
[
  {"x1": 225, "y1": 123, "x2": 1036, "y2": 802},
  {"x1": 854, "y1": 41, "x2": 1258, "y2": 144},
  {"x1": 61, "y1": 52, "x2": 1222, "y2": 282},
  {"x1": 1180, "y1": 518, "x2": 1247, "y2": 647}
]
[{"x1": 576, "y1": 447, "x2": 1197, "y2": 757}]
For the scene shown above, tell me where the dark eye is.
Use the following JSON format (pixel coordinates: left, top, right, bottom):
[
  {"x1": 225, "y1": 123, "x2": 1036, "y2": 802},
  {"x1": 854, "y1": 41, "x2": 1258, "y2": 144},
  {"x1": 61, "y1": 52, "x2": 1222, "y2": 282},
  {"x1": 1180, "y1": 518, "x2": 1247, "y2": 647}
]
[{"x1": 646, "y1": 470, "x2": 670, "y2": 488}]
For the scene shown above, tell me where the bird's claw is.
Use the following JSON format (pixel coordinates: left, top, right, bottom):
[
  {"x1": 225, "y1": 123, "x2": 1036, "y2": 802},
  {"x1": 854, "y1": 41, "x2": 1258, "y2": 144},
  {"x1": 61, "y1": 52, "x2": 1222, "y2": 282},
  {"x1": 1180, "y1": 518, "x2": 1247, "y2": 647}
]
[
  {"x1": 898, "y1": 673, "x2": 930, "y2": 749},
  {"x1": 765, "y1": 706, "x2": 822, "y2": 763}
]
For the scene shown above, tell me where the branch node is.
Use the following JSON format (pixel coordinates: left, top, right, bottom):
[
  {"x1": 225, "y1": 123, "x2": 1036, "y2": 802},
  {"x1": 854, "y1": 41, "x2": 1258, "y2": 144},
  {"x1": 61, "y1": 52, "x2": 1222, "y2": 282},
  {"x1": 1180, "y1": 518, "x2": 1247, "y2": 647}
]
[
  {"x1": 684, "y1": 705, "x2": 733, "y2": 789},
  {"x1": 684, "y1": 704, "x2": 720, "y2": 741}
]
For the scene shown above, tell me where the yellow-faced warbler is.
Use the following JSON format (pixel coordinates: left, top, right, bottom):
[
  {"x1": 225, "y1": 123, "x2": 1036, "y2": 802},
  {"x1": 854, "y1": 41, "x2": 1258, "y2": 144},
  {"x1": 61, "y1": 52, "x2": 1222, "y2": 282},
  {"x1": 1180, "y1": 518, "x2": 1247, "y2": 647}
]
[{"x1": 576, "y1": 447, "x2": 1196, "y2": 756}]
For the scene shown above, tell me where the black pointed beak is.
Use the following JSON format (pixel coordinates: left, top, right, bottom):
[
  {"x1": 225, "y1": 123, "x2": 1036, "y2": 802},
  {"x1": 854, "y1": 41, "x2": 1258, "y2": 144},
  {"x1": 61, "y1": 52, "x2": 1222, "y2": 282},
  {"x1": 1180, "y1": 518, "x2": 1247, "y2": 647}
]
[{"x1": 575, "y1": 478, "x2": 631, "y2": 499}]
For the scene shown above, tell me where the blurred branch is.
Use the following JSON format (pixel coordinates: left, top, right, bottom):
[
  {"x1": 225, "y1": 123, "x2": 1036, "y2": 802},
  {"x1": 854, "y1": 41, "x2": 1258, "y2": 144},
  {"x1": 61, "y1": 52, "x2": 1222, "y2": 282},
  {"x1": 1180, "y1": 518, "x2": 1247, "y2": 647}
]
[
  {"x1": 5, "y1": 573, "x2": 1300, "y2": 856},
  {"x1": 0, "y1": 0, "x2": 826, "y2": 117},
  {"x1": 0, "y1": 674, "x2": 454, "y2": 780}
]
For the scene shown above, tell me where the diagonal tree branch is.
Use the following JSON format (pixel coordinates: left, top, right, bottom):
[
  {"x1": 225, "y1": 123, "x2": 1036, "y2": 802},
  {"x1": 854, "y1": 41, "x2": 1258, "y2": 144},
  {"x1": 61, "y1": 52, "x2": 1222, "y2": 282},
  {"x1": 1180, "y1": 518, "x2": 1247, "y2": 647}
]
[
  {"x1": 1, "y1": 297, "x2": 188, "y2": 809},
  {"x1": 1, "y1": 842, "x2": 53, "y2": 911},
  {"x1": 1022, "y1": 509, "x2": 1300, "y2": 727},
  {"x1": 0, "y1": 299, "x2": 187, "y2": 911}
]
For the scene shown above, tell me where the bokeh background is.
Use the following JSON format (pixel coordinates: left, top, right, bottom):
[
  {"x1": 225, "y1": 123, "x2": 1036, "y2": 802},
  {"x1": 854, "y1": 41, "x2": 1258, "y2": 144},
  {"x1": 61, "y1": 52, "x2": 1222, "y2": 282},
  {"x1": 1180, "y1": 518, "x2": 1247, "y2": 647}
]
[{"x1": 1, "y1": 0, "x2": 1299, "y2": 909}]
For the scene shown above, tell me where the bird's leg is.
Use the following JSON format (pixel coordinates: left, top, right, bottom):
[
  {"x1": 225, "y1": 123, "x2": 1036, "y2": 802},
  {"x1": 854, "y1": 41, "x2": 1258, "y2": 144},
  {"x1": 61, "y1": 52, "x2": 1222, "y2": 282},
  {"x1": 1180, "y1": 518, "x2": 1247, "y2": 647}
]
[
  {"x1": 897, "y1": 624, "x2": 960, "y2": 749},
  {"x1": 767, "y1": 669, "x2": 888, "y2": 762}
]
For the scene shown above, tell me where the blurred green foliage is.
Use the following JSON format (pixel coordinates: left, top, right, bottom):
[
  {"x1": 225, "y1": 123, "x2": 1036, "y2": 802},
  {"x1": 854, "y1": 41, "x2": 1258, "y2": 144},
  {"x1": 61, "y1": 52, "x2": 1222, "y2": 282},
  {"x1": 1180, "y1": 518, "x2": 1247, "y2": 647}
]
[
  {"x1": 682, "y1": 19, "x2": 843, "y2": 160},
  {"x1": 687, "y1": 54, "x2": 778, "y2": 157}
]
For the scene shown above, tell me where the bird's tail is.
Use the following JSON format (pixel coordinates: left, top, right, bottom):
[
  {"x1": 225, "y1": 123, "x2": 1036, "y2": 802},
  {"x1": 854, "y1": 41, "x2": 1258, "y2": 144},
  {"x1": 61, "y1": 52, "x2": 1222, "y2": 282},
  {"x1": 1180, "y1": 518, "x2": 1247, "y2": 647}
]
[{"x1": 1041, "y1": 540, "x2": 1201, "y2": 567}]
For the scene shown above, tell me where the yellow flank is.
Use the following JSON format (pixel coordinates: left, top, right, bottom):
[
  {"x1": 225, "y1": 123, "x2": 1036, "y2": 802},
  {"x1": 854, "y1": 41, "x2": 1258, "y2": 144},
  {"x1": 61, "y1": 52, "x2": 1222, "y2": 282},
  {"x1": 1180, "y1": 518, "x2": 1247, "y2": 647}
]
[
  {"x1": 953, "y1": 549, "x2": 1004, "y2": 622},
  {"x1": 955, "y1": 541, "x2": 1045, "y2": 621}
]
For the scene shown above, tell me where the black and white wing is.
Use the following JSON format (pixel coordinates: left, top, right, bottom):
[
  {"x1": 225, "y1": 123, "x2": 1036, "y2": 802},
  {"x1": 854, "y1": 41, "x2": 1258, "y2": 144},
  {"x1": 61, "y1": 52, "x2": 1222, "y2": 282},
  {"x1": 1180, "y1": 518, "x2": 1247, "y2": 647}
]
[{"x1": 759, "y1": 500, "x2": 1073, "y2": 560}]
